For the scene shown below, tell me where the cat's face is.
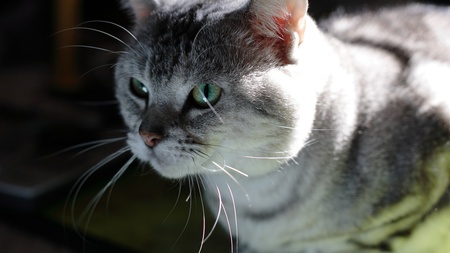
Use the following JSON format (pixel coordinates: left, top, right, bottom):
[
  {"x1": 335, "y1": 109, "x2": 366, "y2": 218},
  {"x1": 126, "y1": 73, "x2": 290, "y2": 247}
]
[{"x1": 115, "y1": 1, "x2": 316, "y2": 179}]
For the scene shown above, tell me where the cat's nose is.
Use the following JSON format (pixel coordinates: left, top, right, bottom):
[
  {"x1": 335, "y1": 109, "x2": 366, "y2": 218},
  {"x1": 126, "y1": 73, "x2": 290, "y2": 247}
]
[{"x1": 139, "y1": 131, "x2": 163, "y2": 148}]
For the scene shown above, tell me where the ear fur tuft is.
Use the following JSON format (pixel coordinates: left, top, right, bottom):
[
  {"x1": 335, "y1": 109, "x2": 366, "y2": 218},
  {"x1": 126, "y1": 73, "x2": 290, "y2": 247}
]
[{"x1": 250, "y1": 0, "x2": 308, "y2": 44}]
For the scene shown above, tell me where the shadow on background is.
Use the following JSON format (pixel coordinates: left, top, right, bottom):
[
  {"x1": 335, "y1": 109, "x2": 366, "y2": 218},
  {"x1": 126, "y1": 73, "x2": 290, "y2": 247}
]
[{"x1": 0, "y1": 0, "x2": 449, "y2": 252}]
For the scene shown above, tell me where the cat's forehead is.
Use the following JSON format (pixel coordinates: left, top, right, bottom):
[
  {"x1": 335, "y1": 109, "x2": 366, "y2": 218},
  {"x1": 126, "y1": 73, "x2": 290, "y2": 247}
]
[
  {"x1": 152, "y1": 0, "x2": 250, "y2": 20},
  {"x1": 129, "y1": 11, "x2": 249, "y2": 82},
  {"x1": 122, "y1": 2, "x2": 281, "y2": 94}
]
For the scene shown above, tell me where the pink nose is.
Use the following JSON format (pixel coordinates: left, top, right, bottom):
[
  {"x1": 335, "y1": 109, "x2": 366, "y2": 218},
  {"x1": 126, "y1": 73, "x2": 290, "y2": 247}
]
[{"x1": 139, "y1": 131, "x2": 163, "y2": 148}]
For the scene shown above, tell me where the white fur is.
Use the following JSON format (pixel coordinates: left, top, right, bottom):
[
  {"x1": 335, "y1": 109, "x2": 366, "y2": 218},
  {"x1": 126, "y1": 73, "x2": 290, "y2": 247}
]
[{"x1": 409, "y1": 59, "x2": 450, "y2": 121}]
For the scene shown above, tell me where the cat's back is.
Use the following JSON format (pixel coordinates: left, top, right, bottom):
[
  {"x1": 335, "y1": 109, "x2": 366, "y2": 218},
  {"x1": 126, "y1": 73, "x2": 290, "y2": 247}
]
[
  {"x1": 321, "y1": 4, "x2": 450, "y2": 122},
  {"x1": 321, "y1": 4, "x2": 450, "y2": 60}
]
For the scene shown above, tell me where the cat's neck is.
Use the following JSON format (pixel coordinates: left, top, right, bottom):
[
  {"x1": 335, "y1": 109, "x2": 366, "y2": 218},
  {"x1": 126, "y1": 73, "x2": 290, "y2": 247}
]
[
  {"x1": 297, "y1": 16, "x2": 362, "y2": 157},
  {"x1": 204, "y1": 16, "x2": 362, "y2": 210}
]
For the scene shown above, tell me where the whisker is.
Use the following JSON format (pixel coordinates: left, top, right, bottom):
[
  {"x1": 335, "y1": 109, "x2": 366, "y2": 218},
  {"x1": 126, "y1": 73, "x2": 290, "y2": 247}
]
[
  {"x1": 172, "y1": 177, "x2": 194, "y2": 249},
  {"x1": 210, "y1": 162, "x2": 250, "y2": 204},
  {"x1": 59, "y1": 45, "x2": 127, "y2": 55},
  {"x1": 227, "y1": 182, "x2": 238, "y2": 253},
  {"x1": 191, "y1": 149, "x2": 210, "y2": 159},
  {"x1": 196, "y1": 177, "x2": 207, "y2": 253},
  {"x1": 78, "y1": 154, "x2": 136, "y2": 236},
  {"x1": 180, "y1": 147, "x2": 209, "y2": 160},
  {"x1": 78, "y1": 20, "x2": 147, "y2": 52},
  {"x1": 220, "y1": 193, "x2": 234, "y2": 253},
  {"x1": 66, "y1": 146, "x2": 130, "y2": 237},
  {"x1": 164, "y1": 182, "x2": 183, "y2": 223},
  {"x1": 197, "y1": 150, "x2": 210, "y2": 157},
  {"x1": 311, "y1": 128, "x2": 334, "y2": 131},
  {"x1": 74, "y1": 138, "x2": 127, "y2": 156},
  {"x1": 211, "y1": 161, "x2": 241, "y2": 186},
  {"x1": 242, "y1": 155, "x2": 293, "y2": 160},
  {"x1": 275, "y1": 124, "x2": 334, "y2": 132},
  {"x1": 197, "y1": 176, "x2": 208, "y2": 196},
  {"x1": 40, "y1": 137, "x2": 127, "y2": 160},
  {"x1": 80, "y1": 63, "x2": 117, "y2": 79},
  {"x1": 135, "y1": 160, "x2": 151, "y2": 175},
  {"x1": 79, "y1": 20, "x2": 137, "y2": 41},
  {"x1": 202, "y1": 186, "x2": 223, "y2": 242},
  {"x1": 192, "y1": 21, "x2": 214, "y2": 51},
  {"x1": 275, "y1": 125, "x2": 297, "y2": 130},
  {"x1": 191, "y1": 15, "x2": 242, "y2": 53},
  {"x1": 203, "y1": 142, "x2": 292, "y2": 156},
  {"x1": 104, "y1": 156, "x2": 136, "y2": 212},
  {"x1": 209, "y1": 162, "x2": 252, "y2": 206},
  {"x1": 56, "y1": 26, "x2": 135, "y2": 52},
  {"x1": 225, "y1": 165, "x2": 248, "y2": 178},
  {"x1": 69, "y1": 147, "x2": 129, "y2": 212},
  {"x1": 199, "y1": 90, "x2": 224, "y2": 124}
]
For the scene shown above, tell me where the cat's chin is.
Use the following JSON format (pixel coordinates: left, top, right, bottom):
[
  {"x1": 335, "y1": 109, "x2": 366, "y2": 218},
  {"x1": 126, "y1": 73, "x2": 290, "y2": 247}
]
[
  {"x1": 130, "y1": 143, "x2": 290, "y2": 180},
  {"x1": 130, "y1": 148, "x2": 199, "y2": 179},
  {"x1": 148, "y1": 156, "x2": 288, "y2": 180},
  {"x1": 150, "y1": 162, "x2": 199, "y2": 179},
  {"x1": 127, "y1": 136, "x2": 212, "y2": 179}
]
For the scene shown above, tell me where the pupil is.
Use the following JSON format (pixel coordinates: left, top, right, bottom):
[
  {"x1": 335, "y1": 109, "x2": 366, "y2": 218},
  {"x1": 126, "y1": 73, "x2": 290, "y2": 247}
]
[{"x1": 203, "y1": 84, "x2": 210, "y2": 100}]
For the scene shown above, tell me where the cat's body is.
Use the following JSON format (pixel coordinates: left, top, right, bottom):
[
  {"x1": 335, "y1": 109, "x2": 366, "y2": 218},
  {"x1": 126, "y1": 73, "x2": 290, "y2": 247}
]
[{"x1": 115, "y1": 1, "x2": 450, "y2": 252}]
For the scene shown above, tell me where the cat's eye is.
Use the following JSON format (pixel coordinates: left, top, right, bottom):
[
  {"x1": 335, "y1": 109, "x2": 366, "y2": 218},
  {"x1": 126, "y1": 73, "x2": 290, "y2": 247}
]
[
  {"x1": 191, "y1": 83, "x2": 222, "y2": 108},
  {"x1": 130, "y1": 78, "x2": 149, "y2": 99}
]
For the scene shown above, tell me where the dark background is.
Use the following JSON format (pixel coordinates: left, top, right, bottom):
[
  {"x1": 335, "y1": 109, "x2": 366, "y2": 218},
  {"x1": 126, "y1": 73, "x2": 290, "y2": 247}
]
[{"x1": 1, "y1": 0, "x2": 449, "y2": 253}]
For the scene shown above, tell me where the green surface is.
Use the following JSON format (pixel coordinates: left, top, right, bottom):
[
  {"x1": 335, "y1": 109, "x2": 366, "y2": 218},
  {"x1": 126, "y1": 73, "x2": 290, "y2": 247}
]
[{"x1": 45, "y1": 167, "x2": 230, "y2": 253}]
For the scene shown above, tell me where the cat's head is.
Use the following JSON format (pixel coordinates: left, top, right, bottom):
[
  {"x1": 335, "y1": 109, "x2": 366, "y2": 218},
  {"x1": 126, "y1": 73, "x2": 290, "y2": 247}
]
[{"x1": 115, "y1": 0, "x2": 317, "y2": 179}]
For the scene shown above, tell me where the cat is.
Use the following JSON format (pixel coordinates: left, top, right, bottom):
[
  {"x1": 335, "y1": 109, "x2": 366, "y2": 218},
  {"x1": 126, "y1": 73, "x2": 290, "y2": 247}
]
[{"x1": 114, "y1": 0, "x2": 450, "y2": 252}]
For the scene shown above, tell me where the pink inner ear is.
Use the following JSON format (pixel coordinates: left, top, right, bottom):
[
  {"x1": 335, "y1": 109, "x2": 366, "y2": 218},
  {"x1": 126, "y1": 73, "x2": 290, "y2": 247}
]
[
  {"x1": 274, "y1": 16, "x2": 292, "y2": 42},
  {"x1": 250, "y1": 0, "x2": 307, "y2": 44},
  {"x1": 249, "y1": 14, "x2": 296, "y2": 64}
]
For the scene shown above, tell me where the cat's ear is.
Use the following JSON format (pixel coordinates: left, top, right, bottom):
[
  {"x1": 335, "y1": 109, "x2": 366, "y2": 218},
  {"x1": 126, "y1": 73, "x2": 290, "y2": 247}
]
[
  {"x1": 249, "y1": 0, "x2": 308, "y2": 44},
  {"x1": 121, "y1": 0, "x2": 156, "y2": 24}
]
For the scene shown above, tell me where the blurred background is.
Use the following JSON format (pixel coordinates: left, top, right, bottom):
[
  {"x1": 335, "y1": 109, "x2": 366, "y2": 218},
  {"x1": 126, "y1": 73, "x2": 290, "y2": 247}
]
[{"x1": 0, "y1": 0, "x2": 449, "y2": 252}]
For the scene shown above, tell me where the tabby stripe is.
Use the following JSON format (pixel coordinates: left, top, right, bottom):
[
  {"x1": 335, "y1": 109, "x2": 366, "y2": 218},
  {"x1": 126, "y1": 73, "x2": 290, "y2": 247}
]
[
  {"x1": 126, "y1": 95, "x2": 145, "y2": 115},
  {"x1": 345, "y1": 38, "x2": 411, "y2": 68}
]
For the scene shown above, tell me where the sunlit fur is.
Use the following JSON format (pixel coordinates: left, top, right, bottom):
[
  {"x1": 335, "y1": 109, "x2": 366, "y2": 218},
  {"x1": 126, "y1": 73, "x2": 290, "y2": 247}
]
[{"x1": 112, "y1": 0, "x2": 450, "y2": 252}]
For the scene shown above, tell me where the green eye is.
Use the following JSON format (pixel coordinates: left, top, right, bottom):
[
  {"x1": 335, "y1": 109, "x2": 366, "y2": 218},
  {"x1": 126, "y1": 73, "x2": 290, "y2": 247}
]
[
  {"x1": 191, "y1": 83, "x2": 222, "y2": 108},
  {"x1": 130, "y1": 78, "x2": 149, "y2": 99}
]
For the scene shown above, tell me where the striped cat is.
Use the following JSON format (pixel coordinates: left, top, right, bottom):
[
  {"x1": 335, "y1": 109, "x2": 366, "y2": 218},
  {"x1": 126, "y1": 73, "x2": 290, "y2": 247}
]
[{"x1": 115, "y1": 0, "x2": 450, "y2": 252}]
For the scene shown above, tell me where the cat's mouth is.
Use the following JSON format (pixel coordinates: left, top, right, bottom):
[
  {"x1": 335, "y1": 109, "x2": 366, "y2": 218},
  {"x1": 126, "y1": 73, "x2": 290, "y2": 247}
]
[{"x1": 128, "y1": 133, "x2": 216, "y2": 178}]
